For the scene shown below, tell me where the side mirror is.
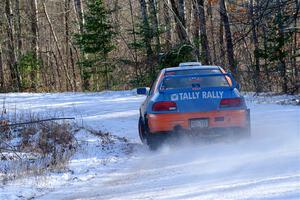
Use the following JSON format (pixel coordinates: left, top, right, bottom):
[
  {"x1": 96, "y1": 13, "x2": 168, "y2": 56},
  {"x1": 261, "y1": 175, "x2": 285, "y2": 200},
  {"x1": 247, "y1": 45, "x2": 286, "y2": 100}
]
[{"x1": 137, "y1": 87, "x2": 149, "y2": 95}]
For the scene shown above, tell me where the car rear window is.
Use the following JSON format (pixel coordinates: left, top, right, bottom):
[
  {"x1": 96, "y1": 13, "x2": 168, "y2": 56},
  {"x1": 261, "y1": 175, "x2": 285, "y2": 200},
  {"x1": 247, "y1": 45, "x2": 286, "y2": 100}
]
[{"x1": 161, "y1": 75, "x2": 229, "y2": 90}]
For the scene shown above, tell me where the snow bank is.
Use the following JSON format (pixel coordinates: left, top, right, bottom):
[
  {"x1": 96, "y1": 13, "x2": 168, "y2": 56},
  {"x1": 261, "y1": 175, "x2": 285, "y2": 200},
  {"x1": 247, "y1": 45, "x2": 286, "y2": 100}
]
[{"x1": 243, "y1": 92, "x2": 300, "y2": 106}]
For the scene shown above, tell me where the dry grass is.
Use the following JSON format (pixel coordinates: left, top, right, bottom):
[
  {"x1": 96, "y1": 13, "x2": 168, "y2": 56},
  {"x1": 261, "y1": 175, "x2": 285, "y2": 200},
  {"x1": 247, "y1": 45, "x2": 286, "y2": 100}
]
[{"x1": 0, "y1": 113, "x2": 78, "y2": 182}]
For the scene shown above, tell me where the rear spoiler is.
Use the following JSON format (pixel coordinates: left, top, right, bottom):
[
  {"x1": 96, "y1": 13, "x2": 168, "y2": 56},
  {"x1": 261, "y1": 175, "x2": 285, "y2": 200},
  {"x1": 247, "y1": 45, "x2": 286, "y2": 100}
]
[{"x1": 159, "y1": 73, "x2": 238, "y2": 92}]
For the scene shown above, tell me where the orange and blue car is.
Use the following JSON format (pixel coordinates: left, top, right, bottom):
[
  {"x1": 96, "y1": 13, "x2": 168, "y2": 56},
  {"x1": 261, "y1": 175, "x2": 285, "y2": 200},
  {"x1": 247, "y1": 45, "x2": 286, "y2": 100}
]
[{"x1": 137, "y1": 62, "x2": 251, "y2": 149}]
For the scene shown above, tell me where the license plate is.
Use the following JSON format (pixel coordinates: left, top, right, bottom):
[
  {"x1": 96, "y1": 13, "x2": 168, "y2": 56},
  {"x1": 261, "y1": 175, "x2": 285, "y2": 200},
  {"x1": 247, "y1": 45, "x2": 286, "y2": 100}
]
[{"x1": 190, "y1": 119, "x2": 209, "y2": 128}]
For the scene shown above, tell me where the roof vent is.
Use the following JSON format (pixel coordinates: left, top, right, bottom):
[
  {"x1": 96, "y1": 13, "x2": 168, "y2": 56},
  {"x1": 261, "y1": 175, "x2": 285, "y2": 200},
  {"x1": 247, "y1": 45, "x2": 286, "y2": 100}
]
[{"x1": 179, "y1": 62, "x2": 202, "y2": 67}]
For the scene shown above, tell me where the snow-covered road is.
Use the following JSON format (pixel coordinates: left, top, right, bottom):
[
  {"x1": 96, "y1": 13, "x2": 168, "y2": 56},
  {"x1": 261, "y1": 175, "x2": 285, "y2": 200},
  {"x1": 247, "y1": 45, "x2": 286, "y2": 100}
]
[{"x1": 0, "y1": 91, "x2": 299, "y2": 199}]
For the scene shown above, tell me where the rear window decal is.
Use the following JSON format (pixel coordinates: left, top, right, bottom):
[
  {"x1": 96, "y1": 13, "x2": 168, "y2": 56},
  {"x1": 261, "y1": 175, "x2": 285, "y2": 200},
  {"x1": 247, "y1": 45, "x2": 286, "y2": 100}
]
[{"x1": 171, "y1": 91, "x2": 223, "y2": 101}]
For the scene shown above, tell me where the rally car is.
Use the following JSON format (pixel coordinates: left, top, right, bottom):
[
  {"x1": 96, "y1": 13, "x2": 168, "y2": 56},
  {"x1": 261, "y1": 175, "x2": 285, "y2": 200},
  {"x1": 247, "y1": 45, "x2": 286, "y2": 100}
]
[{"x1": 137, "y1": 62, "x2": 250, "y2": 149}]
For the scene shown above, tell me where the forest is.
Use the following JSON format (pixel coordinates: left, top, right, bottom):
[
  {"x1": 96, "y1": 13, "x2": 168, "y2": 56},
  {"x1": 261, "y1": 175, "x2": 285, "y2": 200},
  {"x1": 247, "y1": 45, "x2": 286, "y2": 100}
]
[{"x1": 0, "y1": 0, "x2": 299, "y2": 93}]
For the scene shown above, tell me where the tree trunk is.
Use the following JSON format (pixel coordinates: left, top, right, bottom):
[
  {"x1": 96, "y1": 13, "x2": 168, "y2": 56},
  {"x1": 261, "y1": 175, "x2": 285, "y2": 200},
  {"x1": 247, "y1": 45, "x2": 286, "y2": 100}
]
[
  {"x1": 163, "y1": 0, "x2": 172, "y2": 48},
  {"x1": 249, "y1": 0, "x2": 262, "y2": 92},
  {"x1": 293, "y1": 20, "x2": 297, "y2": 80},
  {"x1": 192, "y1": 0, "x2": 200, "y2": 59},
  {"x1": 170, "y1": 0, "x2": 188, "y2": 42},
  {"x1": 73, "y1": 0, "x2": 85, "y2": 89},
  {"x1": 52, "y1": 50, "x2": 62, "y2": 91},
  {"x1": 139, "y1": 0, "x2": 154, "y2": 76},
  {"x1": 73, "y1": 0, "x2": 84, "y2": 34},
  {"x1": 219, "y1": 20, "x2": 225, "y2": 66},
  {"x1": 129, "y1": 0, "x2": 140, "y2": 83},
  {"x1": 64, "y1": 0, "x2": 74, "y2": 91},
  {"x1": 70, "y1": 47, "x2": 77, "y2": 91},
  {"x1": 262, "y1": 25, "x2": 272, "y2": 91},
  {"x1": 219, "y1": 0, "x2": 235, "y2": 75},
  {"x1": 196, "y1": 0, "x2": 211, "y2": 64},
  {"x1": 207, "y1": 1, "x2": 216, "y2": 64},
  {"x1": 0, "y1": 44, "x2": 4, "y2": 90},
  {"x1": 178, "y1": 0, "x2": 186, "y2": 27},
  {"x1": 276, "y1": 0, "x2": 288, "y2": 93},
  {"x1": 43, "y1": 2, "x2": 72, "y2": 91},
  {"x1": 0, "y1": 15, "x2": 5, "y2": 90},
  {"x1": 185, "y1": 0, "x2": 193, "y2": 40},
  {"x1": 29, "y1": 0, "x2": 39, "y2": 90},
  {"x1": 292, "y1": 0, "x2": 299, "y2": 93},
  {"x1": 15, "y1": 0, "x2": 22, "y2": 60},
  {"x1": 5, "y1": 0, "x2": 20, "y2": 90},
  {"x1": 105, "y1": 65, "x2": 109, "y2": 90},
  {"x1": 149, "y1": 0, "x2": 161, "y2": 57}
]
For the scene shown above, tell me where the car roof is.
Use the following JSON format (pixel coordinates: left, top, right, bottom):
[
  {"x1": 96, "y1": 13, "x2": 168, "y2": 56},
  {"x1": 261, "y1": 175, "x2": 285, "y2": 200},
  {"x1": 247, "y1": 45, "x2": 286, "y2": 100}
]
[{"x1": 164, "y1": 65, "x2": 221, "y2": 72}]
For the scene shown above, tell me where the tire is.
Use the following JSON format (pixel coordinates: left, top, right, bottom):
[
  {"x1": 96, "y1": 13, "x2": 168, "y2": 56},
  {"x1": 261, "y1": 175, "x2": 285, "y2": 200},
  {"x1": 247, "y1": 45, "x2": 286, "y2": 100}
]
[
  {"x1": 138, "y1": 117, "x2": 147, "y2": 144},
  {"x1": 146, "y1": 133, "x2": 166, "y2": 150},
  {"x1": 138, "y1": 117, "x2": 165, "y2": 150}
]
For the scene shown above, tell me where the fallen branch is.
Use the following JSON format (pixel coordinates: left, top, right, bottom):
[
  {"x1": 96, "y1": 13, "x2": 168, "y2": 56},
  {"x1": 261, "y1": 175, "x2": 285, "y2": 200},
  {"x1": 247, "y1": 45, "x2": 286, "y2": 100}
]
[{"x1": 1, "y1": 117, "x2": 75, "y2": 127}]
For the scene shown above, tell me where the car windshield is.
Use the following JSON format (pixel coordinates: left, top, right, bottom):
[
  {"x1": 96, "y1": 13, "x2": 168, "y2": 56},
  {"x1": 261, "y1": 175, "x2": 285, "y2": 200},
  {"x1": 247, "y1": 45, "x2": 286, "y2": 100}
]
[{"x1": 161, "y1": 75, "x2": 229, "y2": 90}]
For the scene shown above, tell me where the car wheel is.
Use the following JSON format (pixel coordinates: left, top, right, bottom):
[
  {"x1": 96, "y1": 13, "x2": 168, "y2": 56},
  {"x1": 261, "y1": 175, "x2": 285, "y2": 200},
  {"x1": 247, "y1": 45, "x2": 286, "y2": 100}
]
[
  {"x1": 147, "y1": 133, "x2": 162, "y2": 150},
  {"x1": 146, "y1": 133, "x2": 166, "y2": 150},
  {"x1": 138, "y1": 117, "x2": 147, "y2": 144},
  {"x1": 139, "y1": 117, "x2": 166, "y2": 150}
]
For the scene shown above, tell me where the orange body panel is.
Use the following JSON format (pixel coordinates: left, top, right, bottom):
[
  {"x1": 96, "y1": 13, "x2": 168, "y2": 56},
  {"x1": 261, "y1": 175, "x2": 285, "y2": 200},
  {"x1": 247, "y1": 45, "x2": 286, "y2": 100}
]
[{"x1": 147, "y1": 110, "x2": 247, "y2": 133}]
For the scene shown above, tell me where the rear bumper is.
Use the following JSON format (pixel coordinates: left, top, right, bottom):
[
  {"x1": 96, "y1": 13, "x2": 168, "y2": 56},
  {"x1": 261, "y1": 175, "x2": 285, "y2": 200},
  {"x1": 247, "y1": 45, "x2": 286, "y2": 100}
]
[{"x1": 147, "y1": 110, "x2": 249, "y2": 133}]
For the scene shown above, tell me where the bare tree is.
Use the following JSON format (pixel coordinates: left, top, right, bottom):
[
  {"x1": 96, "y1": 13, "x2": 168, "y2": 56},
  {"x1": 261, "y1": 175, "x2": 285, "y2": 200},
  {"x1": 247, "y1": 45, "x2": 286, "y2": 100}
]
[
  {"x1": 65, "y1": 0, "x2": 77, "y2": 91},
  {"x1": 249, "y1": 0, "x2": 262, "y2": 92},
  {"x1": 149, "y1": 0, "x2": 161, "y2": 57},
  {"x1": 74, "y1": 0, "x2": 84, "y2": 34},
  {"x1": 219, "y1": 20, "x2": 225, "y2": 66},
  {"x1": 196, "y1": 0, "x2": 211, "y2": 64},
  {"x1": 219, "y1": 0, "x2": 235, "y2": 75},
  {"x1": 192, "y1": 0, "x2": 200, "y2": 58},
  {"x1": 207, "y1": 0, "x2": 216, "y2": 64},
  {"x1": 42, "y1": 1, "x2": 72, "y2": 91},
  {"x1": 0, "y1": 14, "x2": 5, "y2": 90},
  {"x1": 139, "y1": 0, "x2": 154, "y2": 76},
  {"x1": 0, "y1": 43, "x2": 4, "y2": 90},
  {"x1": 178, "y1": 0, "x2": 186, "y2": 27},
  {"x1": 170, "y1": 0, "x2": 188, "y2": 41},
  {"x1": 163, "y1": 0, "x2": 172, "y2": 48},
  {"x1": 5, "y1": 0, "x2": 20, "y2": 90},
  {"x1": 128, "y1": 0, "x2": 140, "y2": 81},
  {"x1": 276, "y1": 0, "x2": 288, "y2": 93},
  {"x1": 15, "y1": 0, "x2": 22, "y2": 60},
  {"x1": 292, "y1": 0, "x2": 299, "y2": 93},
  {"x1": 29, "y1": 0, "x2": 39, "y2": 89}
]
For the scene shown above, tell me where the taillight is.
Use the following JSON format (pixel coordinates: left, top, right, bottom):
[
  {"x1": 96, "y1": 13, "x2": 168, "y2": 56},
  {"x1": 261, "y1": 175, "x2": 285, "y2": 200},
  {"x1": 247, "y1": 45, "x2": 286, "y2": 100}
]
[
  {"x1": 152, "y1": 101, "x2": 177, "y2": 111},
  {"x1": 220, "y1": 98, "x2": 242, "y2": 108}
]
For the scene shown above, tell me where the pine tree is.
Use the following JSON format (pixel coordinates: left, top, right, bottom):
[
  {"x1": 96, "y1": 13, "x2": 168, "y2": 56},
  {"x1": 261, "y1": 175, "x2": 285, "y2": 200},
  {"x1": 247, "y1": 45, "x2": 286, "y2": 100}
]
[{"x1": 75, "y1": 0, "x2": 114, "y2": 90}]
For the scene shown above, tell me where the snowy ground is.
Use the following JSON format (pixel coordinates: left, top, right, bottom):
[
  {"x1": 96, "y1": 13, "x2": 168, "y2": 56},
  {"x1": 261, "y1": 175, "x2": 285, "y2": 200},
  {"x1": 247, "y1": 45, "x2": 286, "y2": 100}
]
[{"x1": 0, "y1": 91, "x2": 299, "y2": 200}]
